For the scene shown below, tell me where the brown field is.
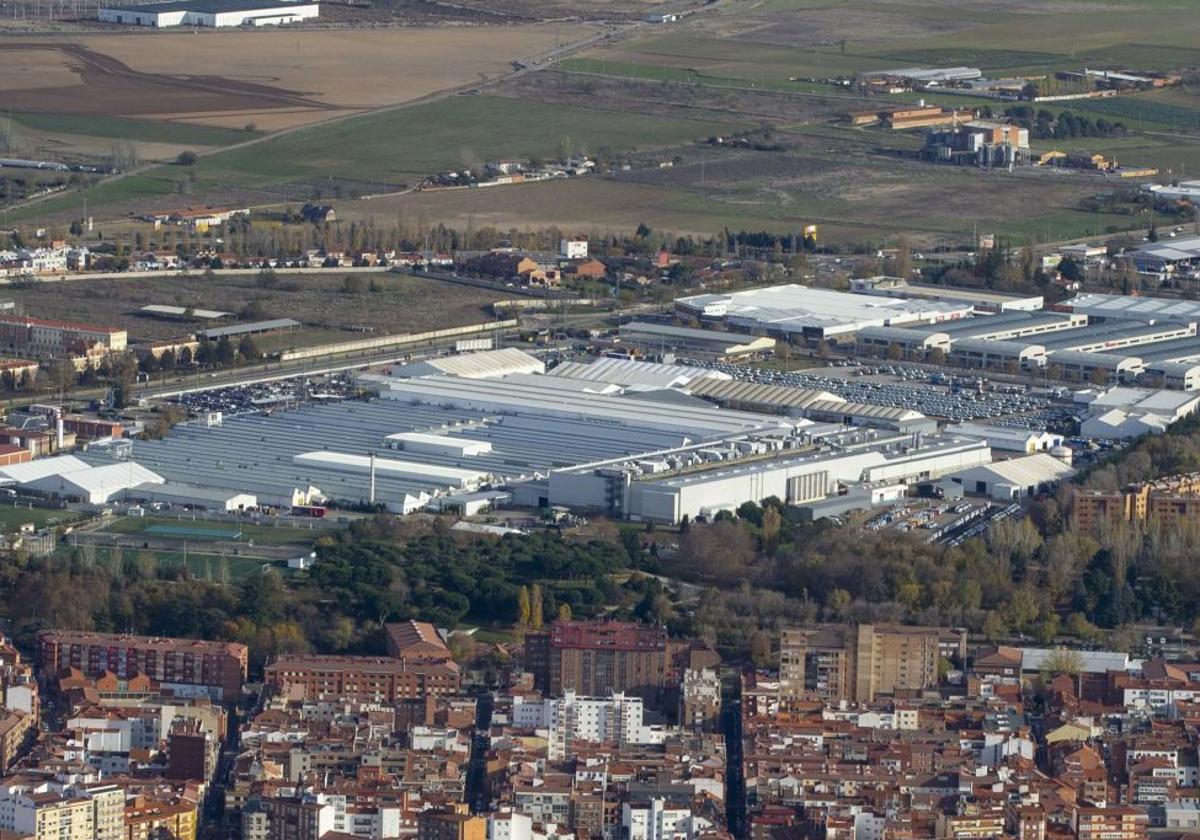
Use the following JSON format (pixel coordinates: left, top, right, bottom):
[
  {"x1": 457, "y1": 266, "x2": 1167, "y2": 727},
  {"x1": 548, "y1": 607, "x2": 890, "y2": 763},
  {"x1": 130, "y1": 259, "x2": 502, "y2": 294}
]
[
  {"x1": 5, "y1": 272, "x2": 503, "y2": 342},
  {"x1": 0, "y1": 24, "x2": 600, "y2": 130}
]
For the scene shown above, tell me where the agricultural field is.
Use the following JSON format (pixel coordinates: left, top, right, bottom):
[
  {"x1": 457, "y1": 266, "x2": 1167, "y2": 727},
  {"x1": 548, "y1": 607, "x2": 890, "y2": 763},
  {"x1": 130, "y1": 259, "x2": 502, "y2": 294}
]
[
  {"x1": 1, "y1": 272, "x2": 503, "y2": 342},
  {"x1": 334, "y1": 144, "x2": 1139, "y2": 247},
  {"x1": 10, "y1": 94, "x2": 738, "y2": 223},
  {"x1": 0, "y1": 24, "x2": 600, "y2": 161}
]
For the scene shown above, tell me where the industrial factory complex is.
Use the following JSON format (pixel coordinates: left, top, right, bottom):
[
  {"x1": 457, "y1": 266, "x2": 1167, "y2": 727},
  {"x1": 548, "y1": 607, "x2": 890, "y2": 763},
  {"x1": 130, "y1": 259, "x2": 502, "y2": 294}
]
[
  {"x1": 7, "y1": 283, "x2": 1200, "y2": 525},
  {"x1": 0, "y1": 345, "x2": 1056, "y2": 525}
]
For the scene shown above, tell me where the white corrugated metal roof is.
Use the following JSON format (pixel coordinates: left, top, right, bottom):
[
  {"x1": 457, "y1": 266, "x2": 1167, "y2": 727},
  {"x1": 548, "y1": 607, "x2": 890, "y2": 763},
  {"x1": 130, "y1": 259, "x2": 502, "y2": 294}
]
[
  {"x1": 960, "y1": 453, "x2": 1073, "y2": 487},
  {"x1": 0, "y1": 455, "x2": 90, "y2": 483},
  {"x1": 549, "y1": 357, "x2": 730, "y2": 389},
  {"x1": 394, "y1": 348, "x2": 544, "y2": 380}
]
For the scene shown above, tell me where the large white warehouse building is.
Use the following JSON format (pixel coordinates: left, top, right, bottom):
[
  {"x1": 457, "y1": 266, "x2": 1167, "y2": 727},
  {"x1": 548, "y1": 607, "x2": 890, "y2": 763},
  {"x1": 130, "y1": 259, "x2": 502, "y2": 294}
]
[{"x1": 99, "y1": 0, "x2": 318, "y2": 27}]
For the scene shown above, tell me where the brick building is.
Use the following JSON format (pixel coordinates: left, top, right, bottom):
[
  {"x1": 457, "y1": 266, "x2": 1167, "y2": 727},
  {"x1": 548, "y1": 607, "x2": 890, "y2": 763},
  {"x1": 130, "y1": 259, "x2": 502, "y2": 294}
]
[
  {"x1": 525, "y1": 621, "x2": 670, "y2": 697},
  {"x1": 37, "y1": 631, "x2": 248, "y2": 701},
  {"x1": 263, "y1": 654, "x2": 460, "y2": 703}
]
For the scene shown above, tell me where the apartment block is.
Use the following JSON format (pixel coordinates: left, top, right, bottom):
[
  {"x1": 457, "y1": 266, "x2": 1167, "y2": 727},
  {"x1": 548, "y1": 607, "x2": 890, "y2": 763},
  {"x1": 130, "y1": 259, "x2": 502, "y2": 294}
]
[
  {"x1": 417, "y1": 809, "x2": 485, "y2": 840},
  {"x1": 263, "y1": 655, "x2": 460, "y2": 703},
  {"x1": 37, "y1": 631, "x2": 248, "y2": 701},
  {"x1": 524, "y1": 620, "x2": 669, "y2": 697},
  {"x1": 1074, "y1": 807, "x2": 1148, "y2": 840},
  {"x1": 0, "y1": 315, "x2": 126, "y2": 362},
  {"x1": 1073, "y1": 473, "x2": 1200, "y2": 532},
  {"x1": 124, "y1": 797, "x2": 197, "y2": 840},
  {"x1": 779, "y1": 624, "x2": 966, "y2": 703}
]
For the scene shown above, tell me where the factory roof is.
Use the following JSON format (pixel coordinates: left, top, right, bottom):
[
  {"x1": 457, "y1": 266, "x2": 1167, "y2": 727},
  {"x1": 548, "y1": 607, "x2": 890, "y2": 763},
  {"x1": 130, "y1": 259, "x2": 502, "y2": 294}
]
[
  {"x1": 29, "y1": 462, "x2": 163, "y2": 497},
  {"x1": 949, "y1": 337, "x2": 1045, "y2": 357},
  {"x1": 101, "y1": 0, "x2": 313, "y2": 13},
  {"x1": 91, "y1": 376, "x2": 797, "y2": 510},
  {"x1": 200, "y1": 319, "x2": 300, "y2": 339},
  {"x1": 1065, "y1": 292, "x2": 1200, "y2": 323},
  {"x1": 931, "y1": 311, "x2": 1082, "y2": 339},
  {"x1": 684, "y1": 379, "x2": 928, "y2": 424},
  {"x1": 390, "y1": 348, "x2": 544, "y2": 380},
  {"x1": 129, "y1": 481, "x2": 255, "y2": 505},
  {"x1": 0, "y1": 454, "x2": 90, "y2": 483},
  {"x1": 1108, "y1": 335, "x2": 1200, "y2": 363},
  {"x1": 1078, "y1": 386, "x2": 1200, "y2": 416},
  {"x1": 856, "y1": 325, "x2": 950, "y2": 345},
  {"x1": 549, "y1": 357, "x2": 730, "y2": 390},
  {"x1": 685, "y1": 378, "x2": 840, "y2": 410},
  {"x1": 1046, "y1": 349, "x2": 1144, "y2": 369},
  {"x1": 140, "y1": 304, "x2": 231, "y2": 320},
  {"x1": 1020, "y1": 647, "x2": 1129, "y2": 675},
  {"x1": 1038, "y1": 321, "x2": 1192, "y2": 351},
  {"x1": 676, "y1": 285, "x2": 969, "y2": 335},
  {"x1": 618, "y1": 321, "x2": 776, "y2": 351},
  {"x1": 958, "y1": 453, "x2": 1074, "y2": 487},
  {"x1": 1134, "y1": 236, "x2": 1200, "y2": 262}
]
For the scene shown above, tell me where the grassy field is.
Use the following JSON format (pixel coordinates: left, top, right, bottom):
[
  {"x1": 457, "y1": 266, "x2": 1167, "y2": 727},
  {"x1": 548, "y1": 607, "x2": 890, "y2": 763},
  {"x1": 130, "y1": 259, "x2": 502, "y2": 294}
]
[
  {"x1": 103, "y1": 515, "x2": 321, "y2": 547},
  {"x1": 192, "y1": 95, "x2": 736, "y2": 185},
  {"x1": 0, "y1": 505, "x2": 81, "y2": 532},
  {"x1": 0, "y1": 272, "x2": 502, "y2": 341},
  {"x1": 62, "y1": 544, "x2": 279, "y2": 581},
  {"x1": 9, "y1": 94, "x2": 737, "y2": 224}
]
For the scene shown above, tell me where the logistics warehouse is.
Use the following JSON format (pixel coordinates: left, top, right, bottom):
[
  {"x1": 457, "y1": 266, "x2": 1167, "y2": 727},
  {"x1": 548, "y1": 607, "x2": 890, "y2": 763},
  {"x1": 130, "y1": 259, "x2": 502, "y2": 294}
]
[{"x1": 99, "y1": 0, "x2": 318, "y2": 27}]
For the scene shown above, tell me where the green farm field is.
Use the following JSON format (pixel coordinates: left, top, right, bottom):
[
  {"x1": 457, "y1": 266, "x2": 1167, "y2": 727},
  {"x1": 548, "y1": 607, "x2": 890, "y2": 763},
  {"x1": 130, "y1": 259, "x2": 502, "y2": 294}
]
[{"x1": 9, "y1": 94, "x2": 738, "y2": 224}]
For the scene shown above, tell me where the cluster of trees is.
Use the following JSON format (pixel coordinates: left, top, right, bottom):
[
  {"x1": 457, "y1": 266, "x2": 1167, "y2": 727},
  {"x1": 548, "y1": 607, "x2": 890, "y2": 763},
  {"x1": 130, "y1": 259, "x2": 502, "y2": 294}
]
[{"x1": 1003, "y1": 106, "x2": 1127, "y2": 141}]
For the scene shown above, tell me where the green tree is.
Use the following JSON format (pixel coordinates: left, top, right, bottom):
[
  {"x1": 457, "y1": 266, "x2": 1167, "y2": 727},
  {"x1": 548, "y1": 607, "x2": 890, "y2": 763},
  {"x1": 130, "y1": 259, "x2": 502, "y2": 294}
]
[{"x1": 529, "y1": 583, "x2": 544, "y2": 631}]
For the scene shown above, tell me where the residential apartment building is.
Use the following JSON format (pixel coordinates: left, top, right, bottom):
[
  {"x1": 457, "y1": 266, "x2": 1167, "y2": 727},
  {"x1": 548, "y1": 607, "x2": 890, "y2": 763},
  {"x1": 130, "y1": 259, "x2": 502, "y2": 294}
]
[
  {"x1": 511, "y1": 691, "x2": 661, "y2": 759},
  {"x1": 679, "y1": 669, "x2": 721, "y2": 732},
  {"x1": 0, "y1": 782, "x2": 123, "y2": 840},
  {"x1": 1073, "y1": 807, "x2": 1148, "y2": 840},
  {"x1": 524, "y1": 621, "x2": 670, "y2": 697},
  {"x1": 417, "y1": 809, "x2": 485, "y2": 840},
  {"x1": 124, "y1": 797, "x2": 197, "y2": 840},
  {"x1": 37, "y1": 631, "x2": 248, "y2": 701},
  {"x1": 779, "y1": 624, "x2": 966, "y2": 703},
  {"x1": 1074, "y1": 473, "x2": 1200, "y2": 532},
  {"x1": 0, "y1": 315, "x2": 126, "y2": 361},
  {"x1": 263, "y1": 655, "x2": 461, "y2": 703}
]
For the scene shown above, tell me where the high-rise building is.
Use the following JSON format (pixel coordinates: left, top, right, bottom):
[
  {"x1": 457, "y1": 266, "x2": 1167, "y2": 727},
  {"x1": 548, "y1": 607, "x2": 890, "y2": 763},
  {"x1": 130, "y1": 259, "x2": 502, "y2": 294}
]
[
  {"x1": 37, "y1": 631, "x2": 247, "y2": 702},
  {"x1": 511, "y1": 691, "x2": 660, "y2": 759},
  {"x1": 779, "y1": 624, "x2": 966, "y2": 703},
  {"x1": 524, "y1": 621, "x2": 670, "y2": 697},
  {"x1": 679, "y1": 669, "x2": 722, "y2": 732}
]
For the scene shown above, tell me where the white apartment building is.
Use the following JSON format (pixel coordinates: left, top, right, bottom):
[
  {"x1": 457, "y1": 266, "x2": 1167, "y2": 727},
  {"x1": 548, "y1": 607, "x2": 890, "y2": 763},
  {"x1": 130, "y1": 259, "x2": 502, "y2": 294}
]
[
  {"x1": 622, "y1": 800, "x2": 710, "y2": 840},
  {"x1": 511, "y1": 691, "x2": 664, "y2": 759},
  {"x1": 0, "y1": 781, "x2": 123, "y2": 840},
  {"x1": 489, "y1": 811, "x2": 533, "y2": 840}
]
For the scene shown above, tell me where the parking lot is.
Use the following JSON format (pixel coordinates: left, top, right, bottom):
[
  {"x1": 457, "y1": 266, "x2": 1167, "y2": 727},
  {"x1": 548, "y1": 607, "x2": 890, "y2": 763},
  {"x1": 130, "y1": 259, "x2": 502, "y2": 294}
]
[
  {"x1": 168, "y1": 373, "x2": 359, "y2": 417},
  {"x1": 697, "y1": 360, "x2": 1076, "y2": 425}
]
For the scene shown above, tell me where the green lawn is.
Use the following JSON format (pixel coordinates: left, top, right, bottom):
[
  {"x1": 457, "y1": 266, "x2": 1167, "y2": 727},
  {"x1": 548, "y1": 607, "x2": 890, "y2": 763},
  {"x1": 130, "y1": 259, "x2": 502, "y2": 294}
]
[
  {"x1": 11, "y1": 113, "x2": 261, "y2": 147},
  {"x1": 0, "y1": 505, "x2": 81, "y2": 533}
]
